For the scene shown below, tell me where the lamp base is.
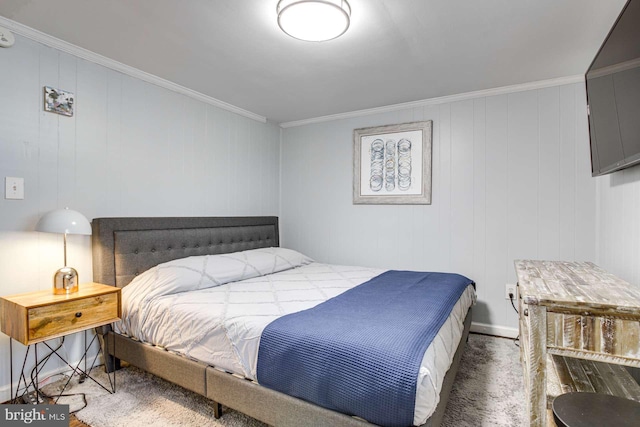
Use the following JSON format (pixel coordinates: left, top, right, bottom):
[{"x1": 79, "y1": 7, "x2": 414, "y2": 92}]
[{"x1": 53, "y1": 266, "x2": 79, "y2": 294}]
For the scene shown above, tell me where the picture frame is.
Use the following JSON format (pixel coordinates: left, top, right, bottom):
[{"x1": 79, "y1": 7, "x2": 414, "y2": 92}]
[
  {"x1": 353, "y1": 120, "x2": 432, "y2": 204},
  {"x1": 44, "y1": 86, "x2": 74, "y2": 117}
]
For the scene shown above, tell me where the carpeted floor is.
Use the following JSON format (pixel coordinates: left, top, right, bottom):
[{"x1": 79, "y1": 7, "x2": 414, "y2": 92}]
[
  {"x1": 441, "y1": 334, "x2": 525, "y2": 427},
  {"x1": 49, "y1": 333, "x2": 525, "y2": 427}
]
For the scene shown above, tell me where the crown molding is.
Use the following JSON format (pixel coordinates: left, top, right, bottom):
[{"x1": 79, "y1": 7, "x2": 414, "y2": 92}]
[
  {"x1": 280, "y1": 74, "x2": 586, "y2": 128},
  {"x1": 0, "y1": 16, "x2": 267, "y2": 123},
  {"x1": 588, "y1": 57, "x2": 640, "y2": 79}
]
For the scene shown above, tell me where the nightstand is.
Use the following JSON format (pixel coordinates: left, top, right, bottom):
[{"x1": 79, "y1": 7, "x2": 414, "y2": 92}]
[{"x1": 0, "y1": 282, "x2": 121, "y2": 403}]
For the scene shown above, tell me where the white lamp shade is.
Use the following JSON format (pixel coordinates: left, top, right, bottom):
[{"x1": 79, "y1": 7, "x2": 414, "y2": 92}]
[
  {"x1": 277, "y1": 0, "x2": 351, "y2": 42},
  {"x1": 36, "y1": 208, "x2": 92, "y2": 235}
]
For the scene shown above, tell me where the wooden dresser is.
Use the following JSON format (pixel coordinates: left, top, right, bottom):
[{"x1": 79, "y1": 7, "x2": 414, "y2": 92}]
[{"x1": 515, "y1": 260, "x2": 640, "y2": 427}]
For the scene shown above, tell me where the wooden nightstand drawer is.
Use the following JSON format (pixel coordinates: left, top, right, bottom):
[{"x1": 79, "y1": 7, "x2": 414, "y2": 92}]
[
  {"x1": 29, "y1": 292, "x2": 118, "y2": 342},
  {"x1": 1, "y1": 282, "x2": 121, "y2": 345}
]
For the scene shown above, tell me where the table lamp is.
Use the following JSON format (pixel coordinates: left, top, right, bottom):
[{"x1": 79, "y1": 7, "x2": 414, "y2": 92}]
[{"x1": 35, "y1": 207, "x2": 92, "y2": 294}]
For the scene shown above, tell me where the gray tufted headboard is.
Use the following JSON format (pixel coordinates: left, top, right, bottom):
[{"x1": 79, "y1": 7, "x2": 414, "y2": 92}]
[{"x1": 91, "y1": 216, "x2": 279, "y2": 287}]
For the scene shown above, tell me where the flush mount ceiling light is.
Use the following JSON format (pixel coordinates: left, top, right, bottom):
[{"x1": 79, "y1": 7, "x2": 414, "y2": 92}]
[{"x1": 277, "y1": 0, "x2": 351, "y2": 42}]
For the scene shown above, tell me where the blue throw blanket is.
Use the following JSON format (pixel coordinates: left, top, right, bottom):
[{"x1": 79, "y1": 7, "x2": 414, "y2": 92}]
[{"x1": 256, "y1": 270, "x2": 474, "y2": 427}]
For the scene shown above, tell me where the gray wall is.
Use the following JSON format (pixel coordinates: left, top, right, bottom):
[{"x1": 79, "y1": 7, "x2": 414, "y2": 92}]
[
  {"x1": 0, "y1": 36, "x2": 280, "y2": 400},
  {"x1": 280, "y1": 82, "x2": 596, "y2": 333},
  {"x1": 596, "y1": 167, "x2": 640, "y2": 290},
  {"x1": 595, "y1": 139, "x2": 640, "y2": 385},
  {"x1": 0, "y1": 33, "x2": 610, "y2": 400}
]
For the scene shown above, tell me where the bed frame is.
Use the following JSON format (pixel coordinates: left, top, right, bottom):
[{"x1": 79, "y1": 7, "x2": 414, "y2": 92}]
[{"x1": 91, "y1": 216, "x2": 472, "y2": 427}]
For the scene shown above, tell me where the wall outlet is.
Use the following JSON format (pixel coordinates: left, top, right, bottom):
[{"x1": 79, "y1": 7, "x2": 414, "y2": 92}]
[{"x1": 505, "y1": 284, "x2": 517, "y2": 300}]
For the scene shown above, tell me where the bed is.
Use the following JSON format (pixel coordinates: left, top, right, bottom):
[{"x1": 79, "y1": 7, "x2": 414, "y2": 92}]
[{"x1": 91, "y1": 216, "x2": 475, "y2": 427}]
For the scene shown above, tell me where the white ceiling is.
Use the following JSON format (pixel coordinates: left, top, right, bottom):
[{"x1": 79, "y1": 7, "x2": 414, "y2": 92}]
[{"x1": 0, "y1": 0, "x2": 629, "y2": 124}]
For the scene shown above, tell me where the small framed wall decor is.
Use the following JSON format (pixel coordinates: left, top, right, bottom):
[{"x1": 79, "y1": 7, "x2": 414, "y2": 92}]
[
  {"x1": 353, "y1": 120, "x2": 432, "y2": 204},
  {"x1": 44, "y1": 86, "x2": 74, "y2": 117}
]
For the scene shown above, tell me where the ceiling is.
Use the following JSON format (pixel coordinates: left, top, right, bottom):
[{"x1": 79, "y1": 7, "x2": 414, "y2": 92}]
[{"x1": 0, "y1": 0, "x2": 629, "y2": 124}]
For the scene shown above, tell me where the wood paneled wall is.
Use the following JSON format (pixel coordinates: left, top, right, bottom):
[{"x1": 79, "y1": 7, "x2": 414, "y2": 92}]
[
  {"x1": 597, "y1": 167, "x2": 640, "y2": 289},
  {"x1": 596, "y1": 144, "x2": 640, "y2": 382},
  {"x1": 0, "y1": 35, "x2": 280, "y2": 400},
  {"x1": 280, "y1": 83, "x2": 596, "y2": 333}
]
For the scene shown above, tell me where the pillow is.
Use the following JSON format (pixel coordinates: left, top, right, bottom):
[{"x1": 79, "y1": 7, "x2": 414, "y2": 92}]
[{"x1": 121, "y1": 247, "x2": 313, "y2": 302}]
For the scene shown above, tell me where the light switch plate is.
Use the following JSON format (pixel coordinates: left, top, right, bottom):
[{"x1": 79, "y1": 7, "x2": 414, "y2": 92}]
[{"x1": 5, "y1": 177, "x2": 24, "y2": 200}]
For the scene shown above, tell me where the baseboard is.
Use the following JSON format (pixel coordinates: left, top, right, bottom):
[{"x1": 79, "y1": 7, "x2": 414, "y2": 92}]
[{"x1": 471, "y1": 322, "x2": 519, "y2": 339}]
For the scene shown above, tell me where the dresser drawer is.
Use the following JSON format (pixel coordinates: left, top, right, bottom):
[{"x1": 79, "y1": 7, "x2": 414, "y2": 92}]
[{"x1": 28, "y1": 292, "x2": 119, "y2": 342}]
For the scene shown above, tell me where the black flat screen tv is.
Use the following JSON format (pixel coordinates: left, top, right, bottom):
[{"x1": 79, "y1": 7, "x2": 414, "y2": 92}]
[{"x1": 586, "y1": 0, "x2": 640, "y2": 176}]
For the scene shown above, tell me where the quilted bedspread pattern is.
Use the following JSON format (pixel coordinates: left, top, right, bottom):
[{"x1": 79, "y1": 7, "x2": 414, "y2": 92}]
[
  {"x1": 114, "y1": 248, "x2": 476, "y2": 425},
  {"x1": 256, "y1": 271, "x2": 474, "y2": 427}
]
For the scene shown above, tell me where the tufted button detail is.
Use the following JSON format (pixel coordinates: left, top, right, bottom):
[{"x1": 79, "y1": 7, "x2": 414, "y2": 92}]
[
  {"x1": 168, "y1": 246, "x2": 172, "y2": 250},
  {"x1": 182, "y1": 245, "x2": 187, "y2": 249},
  {"x1": 195, "y1": 244, "x2": 200, "y2": 248},
  {"x1": 134, "y1": 250, "x2": 139, "y2": 254},
  {"x1": 151, "y1": 248, "x2": 156, "y2": 253},
  {"x1": 134, "y1": 272, "x2": 139, "y2": 276}
]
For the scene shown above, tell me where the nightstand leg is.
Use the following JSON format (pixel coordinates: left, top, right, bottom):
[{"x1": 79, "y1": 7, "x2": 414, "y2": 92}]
[
  {"x1": 14, "y1": 342, "x2": 32, "y2": 403},
  {"x1": 79, "y1": 330, "x2": 87, "y2": 383},
  {"x1": 43, "y1": 332, "x2": 116, "y2": 399},
  {"x1": 9, "y1": 338, "x2": 13, "y2": 402},
  {"x1": 10, "y1": 341, "x2": 41, "y2": 404},
  {"x1": 34, "y1": 344, "x2": 39, "y2": 401}
]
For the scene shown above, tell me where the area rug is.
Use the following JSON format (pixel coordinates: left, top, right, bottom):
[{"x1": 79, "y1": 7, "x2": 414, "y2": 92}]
[{"x1": 52, "y1": 333, "x2": 525, "y2": 426}]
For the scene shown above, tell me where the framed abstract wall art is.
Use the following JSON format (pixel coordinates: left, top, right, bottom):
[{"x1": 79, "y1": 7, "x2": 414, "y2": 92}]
[
  {"x1": 44, "y1": 86, "x2": 74, "y2": 117},
  {"x1": 353, "y1": 120, "x2": 432, "y2": 204}
]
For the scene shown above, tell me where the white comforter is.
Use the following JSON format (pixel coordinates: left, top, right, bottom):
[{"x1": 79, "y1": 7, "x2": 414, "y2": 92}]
[{"x1": 114, "y1": 248, "x2": 476, "y2": 425}]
